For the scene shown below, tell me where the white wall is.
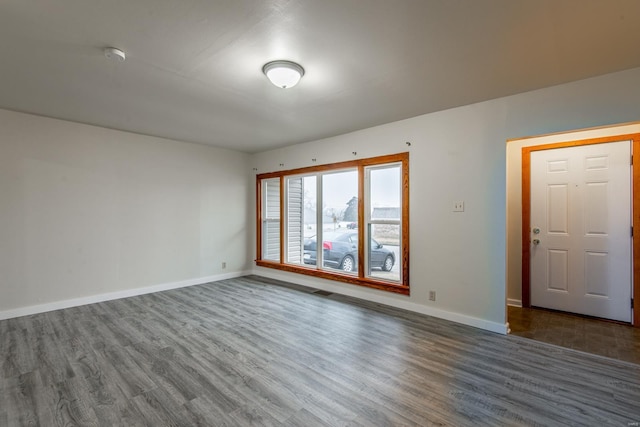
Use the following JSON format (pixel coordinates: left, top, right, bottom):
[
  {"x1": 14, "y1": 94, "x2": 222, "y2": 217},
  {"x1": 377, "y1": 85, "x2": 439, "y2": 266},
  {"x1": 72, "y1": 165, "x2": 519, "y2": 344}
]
[
  {"x1": 0, "y1": 109, "x2": 252, "y2": 318},
  {"x1": 251, "y1": 67, "x2": 640, "y2": 333}
]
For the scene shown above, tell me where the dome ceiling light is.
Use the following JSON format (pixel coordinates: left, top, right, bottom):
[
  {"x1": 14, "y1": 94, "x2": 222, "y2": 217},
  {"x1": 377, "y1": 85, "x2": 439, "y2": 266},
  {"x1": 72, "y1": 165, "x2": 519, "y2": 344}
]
[
  {"x1": 104, "y1": 47, "x2": 126, "y2": 62},
  {"x1": 262, "y1": 60, "x2": 304, "y2": 89}
]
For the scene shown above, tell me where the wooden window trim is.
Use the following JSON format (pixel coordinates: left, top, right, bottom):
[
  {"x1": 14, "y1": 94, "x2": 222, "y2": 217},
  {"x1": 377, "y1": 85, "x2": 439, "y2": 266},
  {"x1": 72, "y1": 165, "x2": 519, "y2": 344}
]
[
  {"x1": 521, "y1": 133, "x2": 639, "y2": 327},
  {"x1": 256, "y1": 152, "x2": 410, "y2": 295}
]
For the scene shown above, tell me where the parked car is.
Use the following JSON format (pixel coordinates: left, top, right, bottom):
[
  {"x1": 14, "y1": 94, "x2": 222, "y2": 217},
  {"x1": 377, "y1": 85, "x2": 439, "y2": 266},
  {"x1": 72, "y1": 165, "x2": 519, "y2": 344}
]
[{"x1": 303, "y1": 231, "x2": 394, "y2": 272}]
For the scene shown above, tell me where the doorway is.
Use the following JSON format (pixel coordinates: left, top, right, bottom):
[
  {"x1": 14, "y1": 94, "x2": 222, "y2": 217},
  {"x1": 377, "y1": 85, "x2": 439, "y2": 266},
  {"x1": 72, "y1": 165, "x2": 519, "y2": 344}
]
[{"x1": 506, "y1": 125, "x2": 640, "y2": 351}]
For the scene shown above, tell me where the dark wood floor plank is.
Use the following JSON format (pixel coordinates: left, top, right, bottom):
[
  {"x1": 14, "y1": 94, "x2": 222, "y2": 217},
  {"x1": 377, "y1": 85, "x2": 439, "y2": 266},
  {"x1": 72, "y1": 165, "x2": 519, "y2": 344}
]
[
  {"x1": 4, "y1": 372, "x2": 39, "y2": 426},
  {"x1": 10, "y1": 318, "x2": 38, "y2": 377},
  {"x1": 1, "y1": 275, "x2": 639, "y2": 426},
  {"x1": 281, "y1": 408, "x2": 331, "y2": 427},
  {"x1": 94, "y1": 344, "x2": 156, "y2": 399},
  {"x1": 33, "y1": 331, "x2": 75, "y2": 388},
  {"x1": 124, "y1": 341, "x2": 199, "y2": 405},
  {"x1": 130, "y1": 389, "x2": 188, "y2": 427},
  {"x1": 53, "y1": 377, "x2": 100, "y2": 426},
  {"x1": 1, "y1": 329, "x2": 21, "y2": 379},
  {"x1": 30, "y1": 369, "x2": 58, "y2": 425},
  {"x1": 181, "y1": 395, "x2": 239, "y2": 427},
  {"x1": 247, "y1": 357, "x2": 360, "y2": 426},
  {"x1": 227, "y1": 404, "x2": 283, "y2": 427}
]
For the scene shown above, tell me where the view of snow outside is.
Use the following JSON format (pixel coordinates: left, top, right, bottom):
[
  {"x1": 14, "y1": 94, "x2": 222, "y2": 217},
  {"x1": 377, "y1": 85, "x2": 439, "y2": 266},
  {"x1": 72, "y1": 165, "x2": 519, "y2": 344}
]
[{"x1": 303, "y1": 167, "x2": 399, "y2": 237}]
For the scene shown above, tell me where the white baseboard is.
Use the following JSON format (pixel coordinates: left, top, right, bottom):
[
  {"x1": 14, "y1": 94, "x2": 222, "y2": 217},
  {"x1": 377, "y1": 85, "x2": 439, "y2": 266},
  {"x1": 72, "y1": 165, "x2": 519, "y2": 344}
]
[
  {"x1": 253, "y1": 268, "x2": 509, "y2": 335},
  {"x1": 0, "y1": 270, "x2": 251, "y2": 321},
  {"x1": 2, "y1": 269, "x2": 510, "y2": 335},
  {"x1": 507, "y1": 298, "x2": 523, "y2": 307}
]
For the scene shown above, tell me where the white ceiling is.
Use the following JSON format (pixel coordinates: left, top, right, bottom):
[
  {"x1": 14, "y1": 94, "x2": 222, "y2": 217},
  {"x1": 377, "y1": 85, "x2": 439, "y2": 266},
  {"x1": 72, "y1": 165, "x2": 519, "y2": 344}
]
[{"x1": 2, "y1": 1, "x2": 640, "y2": 153}]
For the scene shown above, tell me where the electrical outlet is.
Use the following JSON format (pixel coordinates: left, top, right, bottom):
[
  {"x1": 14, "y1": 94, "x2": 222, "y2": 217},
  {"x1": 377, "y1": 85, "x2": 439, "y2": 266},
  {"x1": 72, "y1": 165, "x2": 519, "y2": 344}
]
[
  {"x1": 453, "y1": 201, "x2": 464, "y2": 212},
  {"x1": 222, "y1": 262, "x2": 227, "y2": 269},
  {"x1": 429, "y1": 290, "x2": 436, "y2": 301}
]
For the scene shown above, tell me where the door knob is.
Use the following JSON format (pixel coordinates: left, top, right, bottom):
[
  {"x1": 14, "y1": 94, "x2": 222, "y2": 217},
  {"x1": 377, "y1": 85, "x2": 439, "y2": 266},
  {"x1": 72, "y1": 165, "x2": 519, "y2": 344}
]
[
  {"x1": 532, "y1": 239, "x2": 540, "y2": 245},
  {"x1": 532, "y1": 227, "x2": 540, "y2": 234}
]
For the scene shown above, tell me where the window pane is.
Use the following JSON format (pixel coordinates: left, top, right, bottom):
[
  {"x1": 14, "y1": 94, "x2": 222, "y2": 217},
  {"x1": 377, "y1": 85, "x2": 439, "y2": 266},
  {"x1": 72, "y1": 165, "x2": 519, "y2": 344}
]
[
  {"x1": 287, "y1": 176, "x2": 317, "y2": 266},
  {"x1": 321, "y1": 170, "x2": 358, "y2": 274},
  {"x1": 262, "y1": 178, "x2": 280, "y2": 261},
  {"x1": 370, "y1": 165, "x2": 401, "y2": 220},
  {"x1": 368, "y1": 224, "x2": 400, "y2": 282},
  {"x1": 367, "y1": 164, "x2": 401, "y2": 283},
  {"x1": 257, "y1": 152, "x2": 408, "y2": 294}
]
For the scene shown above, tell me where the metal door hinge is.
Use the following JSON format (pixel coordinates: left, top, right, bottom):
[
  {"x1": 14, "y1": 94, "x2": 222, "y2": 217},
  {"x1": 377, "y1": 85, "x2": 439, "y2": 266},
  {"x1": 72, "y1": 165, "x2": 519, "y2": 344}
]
[
  {"x1": 632, "y1": 226, "x2": 634, "y2": 237},
  {"x1": 631, "y1": 298, "x2": 634, "y2": 309},
  {"x1": 631, "y1": 155, "x2": 633, "y2": 166}
]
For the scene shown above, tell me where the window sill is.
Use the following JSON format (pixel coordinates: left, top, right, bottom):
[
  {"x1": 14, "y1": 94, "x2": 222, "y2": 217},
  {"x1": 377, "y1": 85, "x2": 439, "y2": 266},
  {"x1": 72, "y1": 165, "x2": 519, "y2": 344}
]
[{"x1": 255, "y1": 260, "x2": 410, "y2": 295}]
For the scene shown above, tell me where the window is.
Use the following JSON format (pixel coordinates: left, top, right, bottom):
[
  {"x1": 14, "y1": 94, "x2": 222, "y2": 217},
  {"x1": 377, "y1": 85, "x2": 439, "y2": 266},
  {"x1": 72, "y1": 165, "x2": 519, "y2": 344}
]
[
  {"x1": 285, "y1": 175, "x2": 316, "y2": 266},
  {"x1": 256, "y1": 153, "x2": 409, "y2": 294},
  {"x1": 366, "y1": 164, "x2": 402, "y2": 283},
  {"x1": 261, "y1": 178, "x2": 280, "y2": 261}
]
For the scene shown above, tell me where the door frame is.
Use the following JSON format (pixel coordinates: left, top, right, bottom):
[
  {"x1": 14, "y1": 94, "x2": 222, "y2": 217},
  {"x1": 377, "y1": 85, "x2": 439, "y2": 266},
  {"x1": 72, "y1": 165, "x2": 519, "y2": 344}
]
[{"x1": 521, "y1": 133, "x2": 640, "y2": 327}]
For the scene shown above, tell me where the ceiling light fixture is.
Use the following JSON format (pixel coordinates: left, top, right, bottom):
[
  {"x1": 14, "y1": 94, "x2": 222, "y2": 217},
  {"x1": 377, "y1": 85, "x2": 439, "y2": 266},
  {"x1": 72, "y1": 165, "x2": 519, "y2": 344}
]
[
  {"x1": 104, "y1": 47, "x2": 126, "y2": 62},
  {"x1": 262, "y1": 60, "x2": 304, "y2": 89}
]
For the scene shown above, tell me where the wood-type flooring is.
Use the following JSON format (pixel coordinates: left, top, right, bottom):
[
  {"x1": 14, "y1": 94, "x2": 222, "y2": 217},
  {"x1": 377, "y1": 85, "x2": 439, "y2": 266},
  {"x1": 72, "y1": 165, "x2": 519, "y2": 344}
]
[{"x1": 1, "y1": 275, "x2": 639, "y2": 426}]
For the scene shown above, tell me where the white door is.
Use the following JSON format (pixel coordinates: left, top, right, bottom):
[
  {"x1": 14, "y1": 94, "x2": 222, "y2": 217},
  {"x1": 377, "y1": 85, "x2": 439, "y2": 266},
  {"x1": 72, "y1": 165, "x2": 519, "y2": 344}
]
[{"x1": 530, "y1": 141, "x2": 632, "y2": 322}]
